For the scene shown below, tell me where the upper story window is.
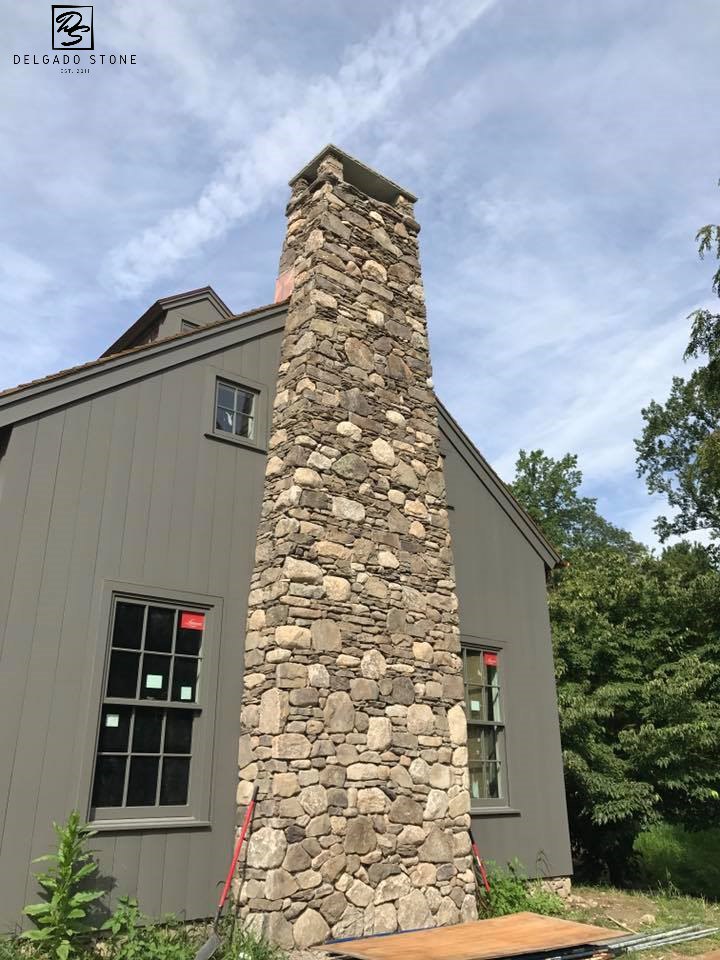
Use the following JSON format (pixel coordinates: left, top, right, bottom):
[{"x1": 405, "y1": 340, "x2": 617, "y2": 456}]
[
  {"x1": 215, "y1": 381, "x2": 256, "y2": 441},
  {"x1": 462, "y1": 646, "x2": 506, "y2": 805}
]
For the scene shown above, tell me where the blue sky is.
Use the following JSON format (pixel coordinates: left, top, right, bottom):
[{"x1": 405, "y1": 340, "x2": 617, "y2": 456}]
[{"x1": 2, "y1": 0, "x2": 718, "y2": 546}]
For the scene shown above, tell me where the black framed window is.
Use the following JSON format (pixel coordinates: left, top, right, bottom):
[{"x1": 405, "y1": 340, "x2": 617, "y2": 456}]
[
  {"x1": 462, "y1": 647, "x2": 505, "y2": 804},
  {"x1": 214, "y1": 380, "x2": 256, "y2": 440},
  {"x1": 91, "y1": 599, "x2": 207, "y2": 813}
]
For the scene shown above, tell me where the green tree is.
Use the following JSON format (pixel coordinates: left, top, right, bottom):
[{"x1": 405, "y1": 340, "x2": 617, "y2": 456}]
[
  {"x1": 511, "y1": 451, "x2": 720, "y2": 882},
  {"x1": 510, "y1": 449, "x2": 641, "y2": 557},
  {"x1": 636, "y1": 208, "x2": 720, "y2": 542}
]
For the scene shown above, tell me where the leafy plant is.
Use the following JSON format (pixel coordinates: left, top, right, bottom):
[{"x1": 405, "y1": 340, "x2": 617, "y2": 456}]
[
  {"x1": 22, "y1": 810, "x2": 103, "y2": 960},
  {"x1": 102, "y1": 897, "x2": 200, "y2": 960},
  {"x1": 218, "y1": 921, "x2": 287, "y2": 960},
  {"x1": 476, "y1": 860, "x2": 565, "y2": 918}
]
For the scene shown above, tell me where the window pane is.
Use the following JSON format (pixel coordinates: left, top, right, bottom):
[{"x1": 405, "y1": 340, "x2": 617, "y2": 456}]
[
  {"x1": 482, "y1": 727, "x2": 499, "y2": 762},
  {"x1": 486, "y1": 761, "x2": 501, "y2": 799},
  {"x1": 107, "y1": 650, "x2": 140, "y2": 698},
  {"x1": 216, "y1": 384, "x2": 235, "y2": 408},
  {"x1": 468, "y1": 726, "x2": 483, "y2": 763},
  {"x1": 487, "y1": 685, "x2": 502, "y2": 722},
  {"x1": 127, "y1": 756, "x2": 159, "y2": 806},
  {"x1": 215, "y1": 406, "x2": 234, "y2": 433},
  {"x1": 146, "y1": 606, "x2": 174, "y2": 652},
  {"x1": 98, "y1": 706, "x2": 131, "y2": 752},
  {"x1": 176, "y1": 612, "x2": 203, "y2": 655},
  {"x1": 165, "y1": 711, "x2": 193, "y2": 754},
  {"x1": 112, "y1": 602, "x2": 144, "y2": 650},
  {"x1": 140, "y1": 654, "x2": 170, "y2": 700},
  {"x1": 469, "y1": 764, "x2": 486, "y2": 801},
  {"x1": 467, "y1": 686, "x2": 486, "y2": 721},
  {"x1": 160, "y1": 757, "x2": 190, "y2": 805},
  {"x1": 132, "y1": 708, "x2": 163, "y2": 753},
  {"x1": 92, "y1": 756, "x2": 126, "y2": 807},
  {"x1": 171, "y1": 657, "x2": 198, "y2": 702},
  {"x1": 235, "y1": 414, "x2": 254, "y2": 439},
  {"x1": 235, "y1": 390, "x2": 255, "y2": 417},
  {"x1": 465, "y1": 650, "x2": 484, "y2": 684}
]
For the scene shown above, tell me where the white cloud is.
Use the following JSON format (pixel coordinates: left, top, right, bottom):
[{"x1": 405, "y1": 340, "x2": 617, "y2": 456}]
[{"x1": 103, "y1": 0, "x2": 499, "y2": 297}]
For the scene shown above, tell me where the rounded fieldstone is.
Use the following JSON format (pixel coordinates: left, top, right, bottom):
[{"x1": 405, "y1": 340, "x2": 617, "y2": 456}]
[
  {"x1": 332, "y1": 495, "x2": 366, "y2": 522},
  {"x1": 357, "y1": 787, "x2": 388, "y2": 814},
  {"x1": 374, "y1": 902, "x2": 398, "y2": 934},
  {"x1": 407, "y1": 703, "x2": 435, "y2": 735},
  {"x1": 247, "y1": 827, "x2": 287, "y2": 869},
  {"x1": 424, "y1": 789, "x2": 449, "y2": 820},
  {"x1": 334, "y1": 453, "x2": 369, "y2": 481},
  {"x1": 370, "y1": 437, "x2": 396, "y2": 466},
  {"x1": 345, "y1": 337, "x2": 374, "y2": 371},
  {"x1": 265, "y1": 868, "x2": 298, "y2": 900},
  {"x1": 367, "y1": 717, "x2": 392, "y2": 751},
  {"x1": 311, "y1": 619, "x2": 342, "y2": 652},
  {"x1": 283, "y1": 556, "x2": 323, "y2": 583},
  {"x1": 389, "y1": 796, "x2": 423, "y2": 826},
  {"x1": 376, "y1": 873, "x2": 412, "y2": 903},
  {"x1": 360, "y1": 649, "x2": 387, "y2": 679},
  {"x1": 324, "y1": 575, "x2": 352, "y2": 601},
  {"x1": 418, "y1": 827, "x2": 454, "y2": 863},
  {"x1": 300, "y1": 784, "x2": 328, "y2": 816},
  {"x1": 344, "y1": 815, "x2": 377, "y2": 854},
  {"x1": 397, "y1": 889, "x2": 432, "y2": 930},
  {"x1": 272, "y1": 733, "x2": 312, "y2": 759},
  {"x1": 447, "y1": 703, "x2": 468, "y2": 745},
  {"x1": 293, "y1": 908, "x2": 330, "y2": 949},
  {"x1": 259, "y1": 688, "x2": 288, "y2": 735}
]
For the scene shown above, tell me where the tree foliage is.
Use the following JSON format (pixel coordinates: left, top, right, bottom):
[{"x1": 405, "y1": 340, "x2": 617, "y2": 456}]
[
  {"x1": 511, "y1": 449, "x2": 640, "y2": 557},
  {"x1": 511, "y1": 452, "x2": 720, "y2": 882},
  {"x1": 636, "y1": 207, "x2": 720, "y2": 542}
]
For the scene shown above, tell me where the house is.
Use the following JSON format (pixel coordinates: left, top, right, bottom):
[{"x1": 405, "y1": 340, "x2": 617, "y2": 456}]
[{"x1": 0, "y1": 145, "x2": 571, "y2": 943}]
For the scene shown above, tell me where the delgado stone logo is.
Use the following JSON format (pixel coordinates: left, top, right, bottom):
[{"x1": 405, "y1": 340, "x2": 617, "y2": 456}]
[
  {"x1": 52, "y1": 5, "x2": 94, "y2": 50},
  {"x1": 12, "y1": 4, "x2": 135, "y2": 70}
]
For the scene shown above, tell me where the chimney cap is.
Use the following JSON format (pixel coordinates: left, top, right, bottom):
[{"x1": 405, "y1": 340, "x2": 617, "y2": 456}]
[{"x1": 289, "y1": 144, "x2": 418, "y2": 205}]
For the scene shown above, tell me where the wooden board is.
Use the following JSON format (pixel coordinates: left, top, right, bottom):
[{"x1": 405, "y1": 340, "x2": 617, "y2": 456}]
[{"x1": 317, "y1": 913, "x2": 619, "y2": 960}]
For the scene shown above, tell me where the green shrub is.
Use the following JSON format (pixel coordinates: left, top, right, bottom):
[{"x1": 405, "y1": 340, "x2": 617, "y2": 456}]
[
  {"x1": 476, "y1": 860, "x2": 566, "y2": 918},
  {"x1": 635, "y1": 823, "x2": 720, "y2": 900},
  {"x1": 102, "y1": 897, "x2": 200, "y2": 960},
  {"x1": 22, "y1": 811, "x2": 103, "y2": 960}
]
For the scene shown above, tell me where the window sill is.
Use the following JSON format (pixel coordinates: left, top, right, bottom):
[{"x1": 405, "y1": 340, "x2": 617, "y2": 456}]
[
  {"x1": 471, "y1": 806, "x2": 521, "y2": 817},
  {"x1": 89, "y1": 817, "x2": 211, "y2": 833},
  {"x1": 204, "y1": 431, "x2": 266, "y2": 454}
]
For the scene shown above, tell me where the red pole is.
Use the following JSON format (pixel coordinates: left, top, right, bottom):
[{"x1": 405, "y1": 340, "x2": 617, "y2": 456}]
[{"x1": 470, "y1": 831, "x2": 491, "y2": 893}]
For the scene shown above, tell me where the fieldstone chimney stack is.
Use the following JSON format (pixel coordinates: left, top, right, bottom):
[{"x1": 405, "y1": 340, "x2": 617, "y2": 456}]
[{"x1": 238, "y1": 145, "x2": 476, "y2": 949}]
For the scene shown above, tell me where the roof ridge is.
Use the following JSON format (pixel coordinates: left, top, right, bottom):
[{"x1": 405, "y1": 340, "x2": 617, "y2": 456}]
[{"x1": 0, "y1": 299, "x2": 287, "y2": 401}]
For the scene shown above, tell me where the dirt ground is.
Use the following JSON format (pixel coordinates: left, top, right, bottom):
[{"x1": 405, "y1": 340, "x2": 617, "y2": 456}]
[{"x1": 566, "y1": 884, "x2": 720, "y2": 959}]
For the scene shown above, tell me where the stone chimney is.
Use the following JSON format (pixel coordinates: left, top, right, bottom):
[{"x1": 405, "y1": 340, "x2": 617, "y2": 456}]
[{"x1": 237, "y1": 146, "x2": 476, "y2": 949}]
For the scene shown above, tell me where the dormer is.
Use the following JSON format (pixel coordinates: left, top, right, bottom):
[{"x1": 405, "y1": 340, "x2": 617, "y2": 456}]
[{"x1": 101, "y1": 286, "x2": 233, "y2": 358}]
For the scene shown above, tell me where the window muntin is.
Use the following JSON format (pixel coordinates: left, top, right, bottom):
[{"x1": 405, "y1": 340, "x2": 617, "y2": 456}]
[
  {"x1": 91, "y1": 599, "x2": 206, "y2": 813},
  {"x1": 463, "y1": 647, "x2": 505, "y2": 803},
  {"x1": 214, "y1": 381, "x2": 256, "y2": 440}
]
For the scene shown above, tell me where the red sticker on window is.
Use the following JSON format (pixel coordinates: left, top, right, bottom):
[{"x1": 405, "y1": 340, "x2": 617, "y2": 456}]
[
  {"x1": 483, "y1": 652, "x2": 498, "y2": 667},
  {"x1": 181, "y1": 612, "x2": 205, "y2": 631}
]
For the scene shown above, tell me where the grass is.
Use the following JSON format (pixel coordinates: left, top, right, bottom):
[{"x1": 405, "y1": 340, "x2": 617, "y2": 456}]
[
  {"x1": 567, "y1": 884, "x2": 720, "y2": 959},
  {"x1": 635, "y1": 824, "x2": 720, "y2": 901}
]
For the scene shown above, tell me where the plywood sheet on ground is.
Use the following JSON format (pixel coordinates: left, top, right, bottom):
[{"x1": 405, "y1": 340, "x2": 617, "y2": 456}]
[{"x1": 318, "y1": 912, "x2": 619, "y2": 960}]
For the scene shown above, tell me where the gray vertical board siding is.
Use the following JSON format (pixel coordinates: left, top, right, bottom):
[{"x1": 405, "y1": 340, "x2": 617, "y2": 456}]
[
  {"x1": 0, "y1": 329, "x2": 282, "y2": 929},
  {"x1": 439, "y1": 409, "x2": 572, "y2": 879}
]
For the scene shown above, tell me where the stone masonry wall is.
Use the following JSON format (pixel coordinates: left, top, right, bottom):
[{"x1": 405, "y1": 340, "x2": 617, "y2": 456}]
[{"x1": 236, "y1": 150, "x2": 476, "y2": 950}]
